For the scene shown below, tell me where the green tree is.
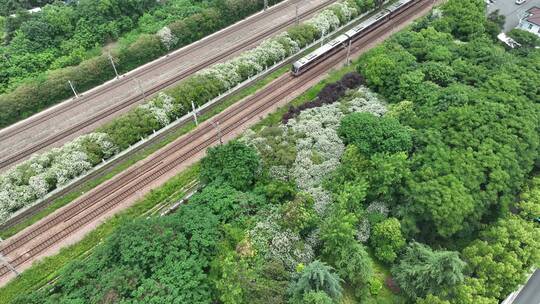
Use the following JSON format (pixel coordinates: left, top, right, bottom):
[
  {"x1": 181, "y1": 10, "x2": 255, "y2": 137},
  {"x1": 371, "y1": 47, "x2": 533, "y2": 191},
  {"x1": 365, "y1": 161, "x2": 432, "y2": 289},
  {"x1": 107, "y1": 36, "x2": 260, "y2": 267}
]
[
  {"x1": 508, "y1": 29, "x2": 540, "y2": 48},
  {"x1": 200, "y1": 141, "x2": 261, "y2": 191},
  {"x1": 416, "y1": 294, "x2": 451, "y2": 304},
  {"x1": 279, "y1": 193, "x2": 319, "y2": 234},
  {"x1": 300, "y1": 291, "x2": 334, "y2": 304},
  {"x1": 392, "y1": 242, "x2": 465, "y2": 299},
  {"x1": 338, "y1": 112, "x2": 413, "y2": 155},
  {"x1": 320, "y1": 209, "x2": 357, "y2": 258},
  {"x1": 461, "y1": 215, "x2": 540, "y2": 300},
  {"x1": 518, "y1": 177, "x2": 540, "y2": 221},
  {"x1": 370, "y1": 217, "x2": 405, "y2": 263},
  {"x1": 289, "y1": 261, "x2": 343, "y2": 302},
  {"x1": 333, "y1": 242, "x2": 374, "y2": 296}
]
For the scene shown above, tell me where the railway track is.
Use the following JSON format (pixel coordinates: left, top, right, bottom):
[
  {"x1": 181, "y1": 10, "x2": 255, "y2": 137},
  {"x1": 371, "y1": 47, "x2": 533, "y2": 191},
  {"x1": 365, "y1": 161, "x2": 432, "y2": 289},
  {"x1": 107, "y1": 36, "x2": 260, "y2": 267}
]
[
  {"x1": 0, "y1": 0, "x2": 434, "y2": 281},
  {"x1": 0, "y1": 0, "x2": 338, "y2": 171}
]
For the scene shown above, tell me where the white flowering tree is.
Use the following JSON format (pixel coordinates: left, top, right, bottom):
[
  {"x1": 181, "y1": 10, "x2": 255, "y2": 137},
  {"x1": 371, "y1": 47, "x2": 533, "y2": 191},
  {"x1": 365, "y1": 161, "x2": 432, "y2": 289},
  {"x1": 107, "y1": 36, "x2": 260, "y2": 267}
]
[
  {"x1": 139, "y1": 92, "x2": 177, "y2": 126},
  {"x1": 0, "y1": 132, "x2": 118, "y2": 224}
]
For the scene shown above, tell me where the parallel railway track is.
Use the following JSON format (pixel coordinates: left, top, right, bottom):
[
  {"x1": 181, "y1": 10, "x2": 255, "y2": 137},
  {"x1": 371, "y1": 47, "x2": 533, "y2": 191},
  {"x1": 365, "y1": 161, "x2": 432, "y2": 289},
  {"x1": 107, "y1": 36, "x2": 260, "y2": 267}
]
[
  {"x1": 0, "y1": 0, "x2": 433, "y2": 281},
  {"x1": 0, "y1": 0, "x2": 338, "y2": 170}
]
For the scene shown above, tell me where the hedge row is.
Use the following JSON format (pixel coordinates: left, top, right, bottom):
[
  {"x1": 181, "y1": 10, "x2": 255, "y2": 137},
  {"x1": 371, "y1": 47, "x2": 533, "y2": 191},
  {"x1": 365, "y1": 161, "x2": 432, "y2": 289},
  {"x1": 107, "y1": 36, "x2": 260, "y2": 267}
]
[
  {"x1": 0, "y1": 0, "x2": 283, "y2": 128},
  {"x1": 0, "y1": 0, "x2": 377, "y2": 224}
]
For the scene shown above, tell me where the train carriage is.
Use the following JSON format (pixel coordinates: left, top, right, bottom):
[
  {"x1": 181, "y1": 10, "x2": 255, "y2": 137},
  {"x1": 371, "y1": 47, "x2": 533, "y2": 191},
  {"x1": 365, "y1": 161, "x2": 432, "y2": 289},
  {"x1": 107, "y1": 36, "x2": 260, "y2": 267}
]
[
  {"x1": 291, "y1": 0, "x2": 420, "y2": 76},
  {"x1": 291, "y1": 34, "x2": 349, "y2": 76}
]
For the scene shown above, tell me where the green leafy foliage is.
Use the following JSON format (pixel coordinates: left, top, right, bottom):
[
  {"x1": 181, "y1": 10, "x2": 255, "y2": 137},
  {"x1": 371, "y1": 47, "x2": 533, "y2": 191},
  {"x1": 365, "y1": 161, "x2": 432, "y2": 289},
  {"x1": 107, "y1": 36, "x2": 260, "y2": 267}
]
[
  {"x1": 508, "y1": 28, "x2": 540, "y2": 49},
  {"x1": 358, "y1": 0, "x2": 540, "y2": 241},
  {"x1": 338, "y1": 112, "x2": 412, "y2": 155},
  {"x1": 300, "y1": 291, "x2": 334, "y2": 304},
  {"x1": 200, "y1": 141, "x2": 261, "y2": 191},
  {"x1": 289, "y1": 261, "x2": 343, "y2": 302},
  {"x1": 370, "y1": 218, "x2": 405, "y2": 264},
  {"x1": 392, "y1": 242, "x2": 465, "y2": 299},
  {"x1": 0, "y1": 0, "x2": 285, "y2": 128},
  {"x1": 461, "y1": 215, "x2": 540, "y2": 300},
  {"x1": 13, "y1": 202, "x2": 220, "y2": 303}
]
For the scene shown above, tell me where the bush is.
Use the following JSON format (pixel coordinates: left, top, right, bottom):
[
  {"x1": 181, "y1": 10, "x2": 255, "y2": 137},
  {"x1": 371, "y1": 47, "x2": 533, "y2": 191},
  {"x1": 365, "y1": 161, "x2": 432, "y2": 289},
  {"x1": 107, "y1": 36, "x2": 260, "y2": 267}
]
[
  {"x1": 369, "y1": 277, "x2": 383, "y2": 295},
  {"x1": 282, "y1": 72, "x2": 364, "y2": 124},
  {"x1": 200, "y1": 141, "x2": 261, "y2": 191},
  {"x1": 318, "y1": 82, "x2": 346, "y2": 104},
  {"x1": 369, "y1": 217, "x2": 405, "y2": 264},
  {"x1": 340, "y1": 71, "x2": 364, "y2": 88},
  {"x1": 117, "y1": 34, "x2": 166, "y2": 70},
  {"x1": 507, "y1": 29, "x2": 540, "y2": 48},
  {"x1": 338, "y1": 112, "x2": 412, "y2": 155}
]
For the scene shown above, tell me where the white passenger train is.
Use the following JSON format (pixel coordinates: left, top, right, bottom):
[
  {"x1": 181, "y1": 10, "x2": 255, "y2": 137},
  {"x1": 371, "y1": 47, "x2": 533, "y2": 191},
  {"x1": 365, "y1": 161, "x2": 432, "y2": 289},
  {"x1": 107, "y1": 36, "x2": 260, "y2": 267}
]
[{"x1": 291, "y1": 0, "x2": 419, "y2": 76}]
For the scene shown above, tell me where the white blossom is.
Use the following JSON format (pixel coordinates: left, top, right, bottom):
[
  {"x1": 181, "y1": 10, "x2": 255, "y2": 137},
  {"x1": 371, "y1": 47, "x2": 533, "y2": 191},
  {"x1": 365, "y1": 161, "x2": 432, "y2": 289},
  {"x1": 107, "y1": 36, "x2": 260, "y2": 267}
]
[
  {"x1": 269, "y1": 165, "x2": 289, "y2": 181},
  {"x1": 139, "y1": 92, "x2": 176, "y2": 126},
  {"x1": 307, "y1": 187, "x2": 332, "y2": 215},
  {"x1": 356, "y1": 218, "x2": 371, "y2": 242},
  {"x1": 157, "y1": 26, "x2": 178, "y2": 50},
  {"x1": 306, "y1": 9, "x2": 341, "y2": 35},
  {"x1": 366, "y1": 201, "x2": 389, "y2": 216}
]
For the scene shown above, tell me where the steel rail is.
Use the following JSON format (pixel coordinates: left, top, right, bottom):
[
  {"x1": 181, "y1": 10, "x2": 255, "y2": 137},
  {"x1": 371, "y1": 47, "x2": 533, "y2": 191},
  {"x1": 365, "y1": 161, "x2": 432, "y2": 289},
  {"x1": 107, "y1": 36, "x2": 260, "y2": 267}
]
[
  {"x1": 0, "y1": 0, "x2": 432, "y2": 279},
  {"x1": 0, "y1": 0, "x2": 338, "y2": 170}
]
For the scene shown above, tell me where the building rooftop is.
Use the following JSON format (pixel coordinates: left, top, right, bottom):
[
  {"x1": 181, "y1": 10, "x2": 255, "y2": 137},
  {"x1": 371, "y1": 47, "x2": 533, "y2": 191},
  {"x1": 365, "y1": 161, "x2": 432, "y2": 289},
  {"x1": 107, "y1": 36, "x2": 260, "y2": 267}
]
[{"x1": 525, "y1": 6, "x2": 540, "y2": 26}]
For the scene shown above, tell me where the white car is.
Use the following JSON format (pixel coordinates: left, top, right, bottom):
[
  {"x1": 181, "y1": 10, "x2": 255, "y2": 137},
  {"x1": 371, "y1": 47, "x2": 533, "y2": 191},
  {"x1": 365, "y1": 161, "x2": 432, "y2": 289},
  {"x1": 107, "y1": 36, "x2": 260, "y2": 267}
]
[{"x1": 516, "y1": 0, "x2": 527, "y2": 5}]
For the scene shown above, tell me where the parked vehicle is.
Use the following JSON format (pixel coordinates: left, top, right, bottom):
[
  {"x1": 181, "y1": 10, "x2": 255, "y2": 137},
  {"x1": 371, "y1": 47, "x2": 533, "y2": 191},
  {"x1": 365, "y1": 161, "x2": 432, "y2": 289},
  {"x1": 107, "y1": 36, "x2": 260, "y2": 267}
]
[{"x1": 516, "y1": 0, "x2": 527, "y2": 5}]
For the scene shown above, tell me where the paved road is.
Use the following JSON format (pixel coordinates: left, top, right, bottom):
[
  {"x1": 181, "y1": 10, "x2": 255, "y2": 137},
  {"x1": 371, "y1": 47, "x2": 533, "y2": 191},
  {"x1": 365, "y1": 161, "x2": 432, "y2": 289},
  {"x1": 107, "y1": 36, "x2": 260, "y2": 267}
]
[
  {"x1": 487, "y1": 0, "x2": 540, "y2": 32},
  {"x1": 514, "y1": 269, "x2": 540, "y2": 304}
]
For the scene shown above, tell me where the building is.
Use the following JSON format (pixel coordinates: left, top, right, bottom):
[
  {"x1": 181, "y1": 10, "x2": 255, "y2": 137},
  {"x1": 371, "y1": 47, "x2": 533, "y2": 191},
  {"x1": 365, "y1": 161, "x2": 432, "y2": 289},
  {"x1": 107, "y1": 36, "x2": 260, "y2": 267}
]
[{"x1": 518, "y1": 6, "x2": 540, "y2": 37}]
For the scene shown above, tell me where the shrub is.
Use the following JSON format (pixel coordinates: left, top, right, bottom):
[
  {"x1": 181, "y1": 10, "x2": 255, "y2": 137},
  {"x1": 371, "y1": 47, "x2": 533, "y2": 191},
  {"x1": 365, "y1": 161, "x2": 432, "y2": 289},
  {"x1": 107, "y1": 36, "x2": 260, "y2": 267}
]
[
  {"x1": 317, "y1": 82, "x2": 346, "y2": 104},
  {"x1": 369, "y1": 277, "x2": 383, "y2": 295},
  {"x1": 200, "y1": 141, "x2": 261, "y2": 191},
  {"x1": 340, "y1": 72, "x2": 364, "y2": 88},
  {"x1": 338, "y1": 112, "x2": 412, "y2": 155}
]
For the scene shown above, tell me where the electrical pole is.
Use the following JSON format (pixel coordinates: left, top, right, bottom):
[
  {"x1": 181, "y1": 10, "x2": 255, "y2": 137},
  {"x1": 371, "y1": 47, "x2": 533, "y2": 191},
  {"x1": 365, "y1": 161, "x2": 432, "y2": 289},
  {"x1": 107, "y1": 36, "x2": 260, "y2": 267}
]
[
  {"x1": 321, "y1": 30, "x2": 325, "y2": 47},
  {"x1": 133, "y1": 78, "x2": 146, "y2": 102},
  {"x1": 295, "y1": 5, "x2": 299, "y2": 25},
  {"x1": 345, "y1": 40, "x2": 351, "y2": 66},
  {"x1": 0, "y1": 238, "x2": 19, "y2": 277},
  {"x1": 68, "y1": 80, "x2": 79, "y2": 99},
  {"x1": 212, "y1": 121, "x2": 223, "y2": 144},
  {"x1": 264, "y1": 0, "x2": 268, "y2": 11},
  {"x1": 191, "y1": 101, "x2": 198, "y2": 126},
  {"x1": 108, "y1": 53, "x2": 119, "y2": 79}
]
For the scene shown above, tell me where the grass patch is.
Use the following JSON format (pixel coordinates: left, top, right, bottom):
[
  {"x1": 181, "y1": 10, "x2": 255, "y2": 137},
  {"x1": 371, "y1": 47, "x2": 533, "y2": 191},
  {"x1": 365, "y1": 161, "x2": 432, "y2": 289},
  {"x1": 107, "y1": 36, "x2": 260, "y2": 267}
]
[
  {"x1": 0, "y1": 165, "x2": 199, "y2": 303},
  {"x1": 340, "y1": 252, "x2": 407, "y2": 304}
]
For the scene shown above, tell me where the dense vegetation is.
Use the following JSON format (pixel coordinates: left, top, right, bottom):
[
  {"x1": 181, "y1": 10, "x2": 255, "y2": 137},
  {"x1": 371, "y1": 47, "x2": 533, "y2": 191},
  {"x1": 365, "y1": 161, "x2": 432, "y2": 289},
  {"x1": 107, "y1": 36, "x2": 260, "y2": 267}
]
[
  {"x1": 6, "y1": 0, "x2": 540, "y2": 303},
  {"x1": 0, "y1": 0, "x2": 376, "y2": 224},
  {"x1": 0, "y1": 0, "x2": 286, "y2": 127}
]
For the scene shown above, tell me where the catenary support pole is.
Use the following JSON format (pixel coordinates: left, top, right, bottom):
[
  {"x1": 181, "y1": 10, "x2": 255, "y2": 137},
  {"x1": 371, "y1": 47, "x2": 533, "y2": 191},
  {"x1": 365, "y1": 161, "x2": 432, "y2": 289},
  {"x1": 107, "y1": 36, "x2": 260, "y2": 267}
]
[
  {"x1": 191, "y1": 101, "x2": 198, "y2": 126},
  {"x1": 68, "y1": 80, "x2": 79, "y2": 99},
  {"x1": 345, "y1": 39, "x2": 351, "y2": 66},
  {"x1": 108, "y1": 53, "x2": 120, "y2": 79}
]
